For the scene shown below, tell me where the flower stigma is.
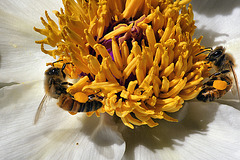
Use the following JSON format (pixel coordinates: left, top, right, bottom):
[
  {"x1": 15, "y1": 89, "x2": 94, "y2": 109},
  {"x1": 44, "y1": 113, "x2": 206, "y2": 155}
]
[{"x1": 34, "y1": 0, "x2": 211, "y2": 129}]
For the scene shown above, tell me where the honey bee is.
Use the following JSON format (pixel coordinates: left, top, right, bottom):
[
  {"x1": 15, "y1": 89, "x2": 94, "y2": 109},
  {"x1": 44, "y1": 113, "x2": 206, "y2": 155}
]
[
  {"x1": 34, "y1": 66, "x2": 103, "y2": 124},
  {"x1": 197, "y1": 46, "x2": 240, "y2": 102}
]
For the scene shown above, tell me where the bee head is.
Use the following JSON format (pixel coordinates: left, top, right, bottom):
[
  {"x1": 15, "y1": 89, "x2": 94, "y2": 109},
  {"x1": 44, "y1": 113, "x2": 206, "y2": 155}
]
[
  {"x1": 206, "y1": 46, "x2": 225, "y2": 61},
  {"x1": 45, "y1": 67, "x2": 61, "y2": 75},
  {"x1": 45, "y1": 67, "x2": 66, "y2": 78}
]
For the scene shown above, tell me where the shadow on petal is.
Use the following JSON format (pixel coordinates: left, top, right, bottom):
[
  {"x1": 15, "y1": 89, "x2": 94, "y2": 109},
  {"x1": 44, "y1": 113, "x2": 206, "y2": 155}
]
[
  {"x1": 119, "y1": 102, "x2": 219, "y2": 159},
  {"x1": 31, "y1": 114, "x2": 125, "y2": 160},
  {"x1": 191, "y1": 0, "x2": 240, "y2": 17},
  {"x1": 217, "y1": 100, "x2": 240, "y2": 111},
  {"x1": 194, "y1": 25, "x2": 228, "y2": 47},
  {"x1": 0, "y1": 82, "x2": 19, "y2": 88}
]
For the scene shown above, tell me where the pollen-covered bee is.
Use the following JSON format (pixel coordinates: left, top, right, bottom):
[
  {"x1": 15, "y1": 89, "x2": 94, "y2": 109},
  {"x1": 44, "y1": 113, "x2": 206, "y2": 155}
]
[
  {"x1": 197, "y1": 46, "x2": 240, "y2": 102},
  {"x1": 34, "y1": 66, "x2": 103, "y2": 124}
]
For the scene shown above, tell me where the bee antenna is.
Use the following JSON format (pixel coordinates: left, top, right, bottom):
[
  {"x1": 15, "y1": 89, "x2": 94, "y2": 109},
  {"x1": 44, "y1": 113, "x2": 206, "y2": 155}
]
[
  {"x1": 61, "y1": 62, "x2": 74, "y2": 78},
  {"x1": 61, "y1": 63, "x2": 67, "y2": 78},
  {"x1": 195, "y1": 47, "x2": 212, "y2": 56},
  {"x1": 62, "y1": 63, "x2": 66, "y2": 71},
  {"x1": 65, "y1": 62, "x2": 74, "y2": 66},
  {"x1": 52, "y1": 59, "x2": 63, "y2": 66}
]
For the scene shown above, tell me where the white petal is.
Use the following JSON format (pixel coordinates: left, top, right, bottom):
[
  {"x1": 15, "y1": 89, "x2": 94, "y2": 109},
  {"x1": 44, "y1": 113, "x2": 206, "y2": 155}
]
[
  {"x1": 0, "y1": 82, "x2": 125, "y2": 160},
  {"x1": 0, "y1": 0, "x2": 63, "y2": 83},
  {"x1": 192, "y1": 0, "x2": 240, "y2": 46},
  {"x1": 122, "y1": 102, "x2": 240, "y2": 160}
]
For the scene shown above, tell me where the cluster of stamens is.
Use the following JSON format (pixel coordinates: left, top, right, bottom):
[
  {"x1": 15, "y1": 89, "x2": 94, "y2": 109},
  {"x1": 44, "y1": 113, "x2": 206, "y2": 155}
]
[{"x1": 34, "y1": 0, "x2": 211, "y2": 129}]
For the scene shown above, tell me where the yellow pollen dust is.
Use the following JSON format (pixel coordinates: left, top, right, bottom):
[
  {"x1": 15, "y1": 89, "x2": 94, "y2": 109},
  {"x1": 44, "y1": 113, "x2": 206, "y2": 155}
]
[
  {"x1": 74, "y1": 92, "x2": 89, "y2": 103},
  {"x1": 35, "y1": 0, "x2": 211, "y2": 129},
  {"x1": 213, "y1": 80, "x2": 228, "y2": 90}
]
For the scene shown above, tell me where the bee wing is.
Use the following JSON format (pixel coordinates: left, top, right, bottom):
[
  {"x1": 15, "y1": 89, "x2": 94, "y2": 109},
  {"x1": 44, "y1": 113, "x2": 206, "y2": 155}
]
[
  {"x1": 34, "y1": 94, "x2": 49, "y2": 124},
  {"x1": 229, "y1": 65, "x2": 240, "y2": 102}
]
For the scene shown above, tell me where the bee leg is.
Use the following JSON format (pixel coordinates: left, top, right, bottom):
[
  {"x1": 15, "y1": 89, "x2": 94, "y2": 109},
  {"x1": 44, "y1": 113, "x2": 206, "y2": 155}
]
[
  {"x1": 88, "y1": 90, "x2": 101, "y2": 100},
  {"x1": 61, "y1": 82, "x2": 73, "y2": 86},
  {"x1": 203, "y1": 79, "x2": 214, "y2": 88},
  {"x1": 209, "y1": 70, "x2": 230, "y2": 79},
  {"x1": 205, "y1": 47, "x2": 213, "y2": 50},
  {"x1": 220, "y1": 70, "x2": 230, "y2": 74}
]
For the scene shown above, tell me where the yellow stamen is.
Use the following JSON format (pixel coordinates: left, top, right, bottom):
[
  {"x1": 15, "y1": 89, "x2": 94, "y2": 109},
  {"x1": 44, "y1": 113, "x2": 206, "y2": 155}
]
[
  {"x1": 102, "y1": 23, "x2": 133, "y2": 40},
  {"x1": 159, "y1": 78, "x2": 188, "y2": 98},
  {"x1": 123, "y1": 56, "x2": 139, "y2": 80},
  {"x1": 180, "y1": 86, "x2": 202, "y2": 100},
  {"x1": 67, "y1": 76, "x2": 89, "y2": 94},
  {"x1": 93, "y1": 44, "x2": 111, "y2": 58},
  {"x1": 83, "y1": 55, "x2": 100, "y2": 75},
  {"x1": 160, "y1": 76, "x2": 170, "y2": 93},
  {"x1": 121, "y1": 0, "x2": 145, "y2": 19},
  {"x1": 102, "y1": 58, "x2": 118, "y2": 83},
  {"x1": 121, "y1": 41, "x2": 129, "y2": 67},
  {"x1": 146, "y1": 25, "x2": 157, "y2": 54},
  {"x1": 106, "y1": 56, "x2": 123, "y2": 79},
  {"x1": 112, "y1": 37, "x2": 124, "y2": 70}
]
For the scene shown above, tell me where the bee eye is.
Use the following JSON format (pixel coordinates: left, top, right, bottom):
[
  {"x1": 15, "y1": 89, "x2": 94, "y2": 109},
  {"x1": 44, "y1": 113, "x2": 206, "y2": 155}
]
[
  {"x1": 207, "y1": 47, "x2": 223, "y2": 61},
  {"x1": 213, "y1": 50, "x2": 223, "y2": 57},
  {"x1": 48, "y1": 68, "x2": 60, "y2": 75}
]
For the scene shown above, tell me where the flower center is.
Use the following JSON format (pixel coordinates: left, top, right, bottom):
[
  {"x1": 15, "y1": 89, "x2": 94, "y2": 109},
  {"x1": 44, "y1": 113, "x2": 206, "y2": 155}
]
[{"x1": 34, "y1": 0, "x2": 210, "y2": 129}]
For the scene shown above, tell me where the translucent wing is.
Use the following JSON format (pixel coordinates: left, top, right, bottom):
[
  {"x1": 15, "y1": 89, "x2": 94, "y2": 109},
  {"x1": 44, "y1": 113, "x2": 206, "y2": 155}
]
[
  {"x1": 34, "y1": 94, "x2": 49, "y2": 124},
  {"x1": 229, "y1": 65, "x2": 240, "y2": 102}
]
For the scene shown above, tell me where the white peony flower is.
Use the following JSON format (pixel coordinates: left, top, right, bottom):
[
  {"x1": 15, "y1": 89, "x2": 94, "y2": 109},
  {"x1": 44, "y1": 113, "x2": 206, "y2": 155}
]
[{"x1": 1, "y1": 0, "x2": 240, "y2": 159}]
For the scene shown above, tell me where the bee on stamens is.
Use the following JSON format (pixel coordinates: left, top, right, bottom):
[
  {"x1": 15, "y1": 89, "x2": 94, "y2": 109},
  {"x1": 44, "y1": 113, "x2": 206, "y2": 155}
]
[
  {"x1": 197, "y1": 46, "x2": 240, "y2": 102},
  {"x1": 34, "y1": 63, "x2": 102, "y2": 124}
]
